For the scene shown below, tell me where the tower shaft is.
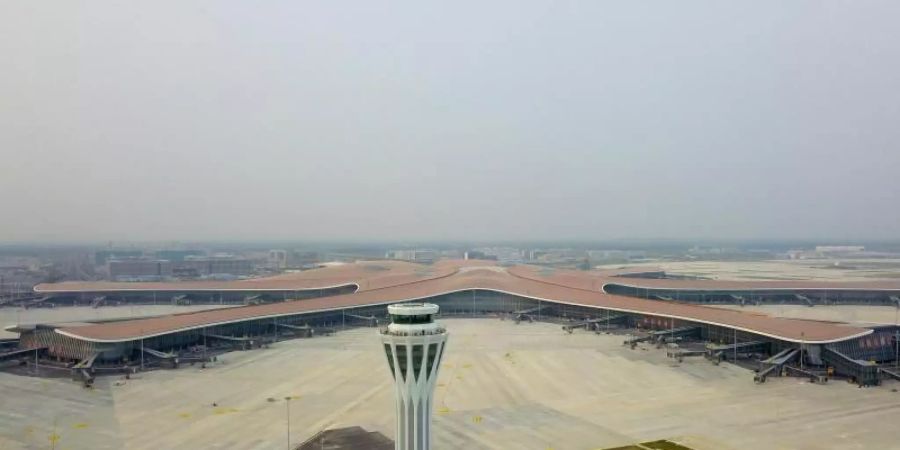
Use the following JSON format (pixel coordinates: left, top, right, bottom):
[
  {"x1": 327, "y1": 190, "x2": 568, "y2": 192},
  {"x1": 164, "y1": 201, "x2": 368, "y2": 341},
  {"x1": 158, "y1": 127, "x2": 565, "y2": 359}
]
[{"x1": 381, "y1": 303, "x2": 447, "y2": 450}]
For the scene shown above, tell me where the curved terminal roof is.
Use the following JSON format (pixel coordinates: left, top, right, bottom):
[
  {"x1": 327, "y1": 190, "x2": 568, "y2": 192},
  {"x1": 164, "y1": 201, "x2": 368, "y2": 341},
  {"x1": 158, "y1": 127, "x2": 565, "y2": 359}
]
[
  {"x1": 506, "y1": 265, "x2": 900, "y2": 292},
  {"x1": 34, "y1": 260, "x2": 462, "y2": 294},
  {"x1": 48, "y1": 261, "x2": 875, "y2": 345},
  {"x1": 603, "y1": 278, "x2": 900, "y2": 291}
]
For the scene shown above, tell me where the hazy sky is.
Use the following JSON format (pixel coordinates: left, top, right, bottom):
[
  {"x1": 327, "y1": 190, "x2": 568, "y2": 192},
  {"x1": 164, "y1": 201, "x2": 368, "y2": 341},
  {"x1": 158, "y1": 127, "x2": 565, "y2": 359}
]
[{"x1": 2, "y1": 2, "x2": 899, "y2": 243}]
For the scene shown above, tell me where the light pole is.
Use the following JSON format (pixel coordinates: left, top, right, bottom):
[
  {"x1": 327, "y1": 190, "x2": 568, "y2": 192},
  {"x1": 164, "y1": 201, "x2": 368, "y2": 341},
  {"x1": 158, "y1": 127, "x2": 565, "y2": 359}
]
[
  {"x1": 733, "y1": 327, "x2": 737, "y2": 363},
  {"x1": 894, "y1": 305, "x2": 899, "y2": 369},
  {"x1": 800, "y1": 332, "x2": 805, "y2": 371},
  {"x1": 285, "y1": 396, "x2": 292, "y2": 450},
  {"x1": 895, "y1": 329, "x2": 899, "y2": 370}
]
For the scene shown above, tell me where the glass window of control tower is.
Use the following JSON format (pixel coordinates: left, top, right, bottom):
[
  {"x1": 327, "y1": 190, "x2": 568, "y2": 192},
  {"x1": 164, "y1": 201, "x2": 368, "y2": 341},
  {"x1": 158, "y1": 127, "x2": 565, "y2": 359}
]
[{"x1": 391, "y1": 314, "x2": 433, "y2": 324}]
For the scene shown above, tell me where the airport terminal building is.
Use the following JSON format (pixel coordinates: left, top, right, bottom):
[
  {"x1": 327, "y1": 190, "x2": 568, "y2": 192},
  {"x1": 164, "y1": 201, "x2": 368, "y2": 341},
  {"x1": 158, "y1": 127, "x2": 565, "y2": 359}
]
[{"x1": 4, "y1": 260, "x2": 900, "y2": 387}]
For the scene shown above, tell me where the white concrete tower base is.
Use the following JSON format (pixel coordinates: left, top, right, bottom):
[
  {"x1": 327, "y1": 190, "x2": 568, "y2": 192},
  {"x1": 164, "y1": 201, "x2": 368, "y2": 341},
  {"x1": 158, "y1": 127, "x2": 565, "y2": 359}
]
[{"x1": 380, "y1": 303, "x2": 447, "y2": 450}]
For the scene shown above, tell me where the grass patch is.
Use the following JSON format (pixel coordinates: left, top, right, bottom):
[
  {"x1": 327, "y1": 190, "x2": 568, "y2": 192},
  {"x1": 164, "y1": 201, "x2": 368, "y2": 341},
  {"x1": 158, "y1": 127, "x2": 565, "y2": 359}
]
[{"x1": 640, "y1": 440, "x2": 694, "y2": 450}]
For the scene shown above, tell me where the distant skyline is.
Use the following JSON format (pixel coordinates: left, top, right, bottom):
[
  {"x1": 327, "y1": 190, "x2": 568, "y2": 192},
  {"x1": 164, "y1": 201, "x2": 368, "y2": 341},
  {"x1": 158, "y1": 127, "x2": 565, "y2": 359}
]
[
  {"x1": 2, "y1": 2, "x2": 899, "y2": 243},
  {"x1": 3, "y1": 238, "x2": 900, "y2": 250}
]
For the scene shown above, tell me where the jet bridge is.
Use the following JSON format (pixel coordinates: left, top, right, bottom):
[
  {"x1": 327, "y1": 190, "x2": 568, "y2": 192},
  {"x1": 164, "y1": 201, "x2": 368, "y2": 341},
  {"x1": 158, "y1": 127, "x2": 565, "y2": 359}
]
[
  {"x1": 0, "y1": 338, "x2": 18, "y2": 352},
  {"x1": 729, "y1": 294, "x2": 759, "y2": 306},
  {"x1": 562, "y1": 314, "x2": 627, "y2": 333},
  {"x1": 822, "y1": 346, "x2": 879, "y2": 386},
  {"x1": 624, "y1": 335, "x2": 653, "y2": 349},
  {"x1": 206, "y1": 334, "x2": 258, "y2": 350},
  {"x1": 511, "y1": 305, "x2": 549, "y2": 324},
  {"x1": 277, "y1": 323, "x2": 313, "y2": 338},
  {"x1": 783, "y1": 365, "x2": 828, "y2": 384},
  {"x1": 795, "y1": 294, "x2": 814, "y2": 307},
  {"x1": 650, "y1": 326, "x2": 701, "y2": 343},
  {"x1": 90, "y1": 296, "x2": 107, "y2": 308},
  {"x1": 706, "y1": 341, "x2": 768, "y2": 364},
  {"x1": 754, "y1": 348, "x2": 799, "y2": 383},
  {"x1": 878, "y1": 367, "x2": 900, "y2": 383},
  {"x1": 72, "y1": 352, "x2": 99, "y2": 370},
  {"x1": 1, "y1": 294, "x2": 44, "y2": 306},
  {"x1": 141, "y1": 347, "x2": 179, "y2": 368},
  {"x1": 71, "y1": 353, "x2": 100, "y2": 386},
  {"x1": 345, "y1": 314, "x2": 378, "y2": 327},
  {"x1": 25, "y1": 296, "x2": 54, "y2": 308},
  {"x1": 667, "y1": 348, "x2": 706, "y2": 362},
  {"x1": 0, "y1": 346, "x2": 45, "y2": 363}
]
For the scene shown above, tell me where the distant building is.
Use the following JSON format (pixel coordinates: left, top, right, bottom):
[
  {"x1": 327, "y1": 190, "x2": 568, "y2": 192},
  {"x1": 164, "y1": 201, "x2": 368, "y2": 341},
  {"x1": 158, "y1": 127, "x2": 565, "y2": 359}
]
[
  {"x1": 182, "y1": 256, "x2": 253, "y2": 277},
  {"x1": 587, "y1": 250, "x2": 647, "y2": 261},
  {"x1": 463, "y1": 250, "x2": 495, "y2": 261},
  {"x1": 816, "y1": 246, "x2": 865, "y2": 254},
  {"x1": 292, "y1": 251, "x2": 321, "y2": 266},
  {"x1": 439, "y1": 249, "x2": 463, "y2": 259},
  {"x1": 786, "y1": 249, "x2": 818, "y2": 260},
  {"x1": 108, "y1": 259, "x2": 172, "y2": 281},
  {"x1": 155, "y1": 250, "x2": 205, "y2": 262},
  {"x1": 523, "y1": 248, "x2": 584, "y2": 265},
  {"x1": 468, "y1": 248, "x2": 522, "y2": 264},
  {"x1": 95, "y1": 250, "x2": 142, "y2": 266},
  {"x1": 268, "y1": 249, "x2": 288, "y2": 269},
  {"x1": 386, "y1": 249, "x2": 437, "y2": 263},
  {"x1": 172, "y1": 266, "x2": 201, "y2": 278}
]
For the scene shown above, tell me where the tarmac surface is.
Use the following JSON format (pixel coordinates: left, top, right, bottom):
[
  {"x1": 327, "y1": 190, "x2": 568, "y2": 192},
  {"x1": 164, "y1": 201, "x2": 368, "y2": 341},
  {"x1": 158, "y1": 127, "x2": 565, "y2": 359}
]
[{"x1": 1, "y1": 318, "x2": 899, "y2": 450}]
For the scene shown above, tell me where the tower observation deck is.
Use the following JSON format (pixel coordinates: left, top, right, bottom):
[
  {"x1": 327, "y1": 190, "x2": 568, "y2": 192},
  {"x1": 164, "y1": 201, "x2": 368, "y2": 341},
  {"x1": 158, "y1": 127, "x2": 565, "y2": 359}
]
[{"x1": 380, "y1": 303, "x2": 447, "y2": 450}]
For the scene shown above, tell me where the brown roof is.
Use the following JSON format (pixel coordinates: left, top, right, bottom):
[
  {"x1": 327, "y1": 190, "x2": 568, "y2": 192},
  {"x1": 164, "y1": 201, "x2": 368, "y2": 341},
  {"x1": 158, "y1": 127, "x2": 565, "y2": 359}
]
[
  {"x1": 40, "y1": 260, "x2": 900, "y2": 295},
  {"x1": 55, "y1": 263, "x2": 871, "y2": 345},
  {"x1": 34, "y1": 260, "x2": 461, "y2": 293},
  {"x1": 510, "y1": 265, "x2": 900, "y2": 291}
]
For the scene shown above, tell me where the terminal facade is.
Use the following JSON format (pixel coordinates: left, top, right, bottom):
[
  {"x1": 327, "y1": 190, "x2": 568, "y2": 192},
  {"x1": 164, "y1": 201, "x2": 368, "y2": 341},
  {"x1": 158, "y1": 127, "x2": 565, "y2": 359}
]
[{"x1": 4, "y1": 260, "x2": 899, "y2": 387}]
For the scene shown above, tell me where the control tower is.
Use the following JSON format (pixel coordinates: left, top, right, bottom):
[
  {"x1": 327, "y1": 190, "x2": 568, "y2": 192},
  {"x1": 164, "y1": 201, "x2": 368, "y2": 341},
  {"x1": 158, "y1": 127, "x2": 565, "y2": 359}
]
[{"x1": 380, "y1": 303, "x2": 448, "y2": 450}]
